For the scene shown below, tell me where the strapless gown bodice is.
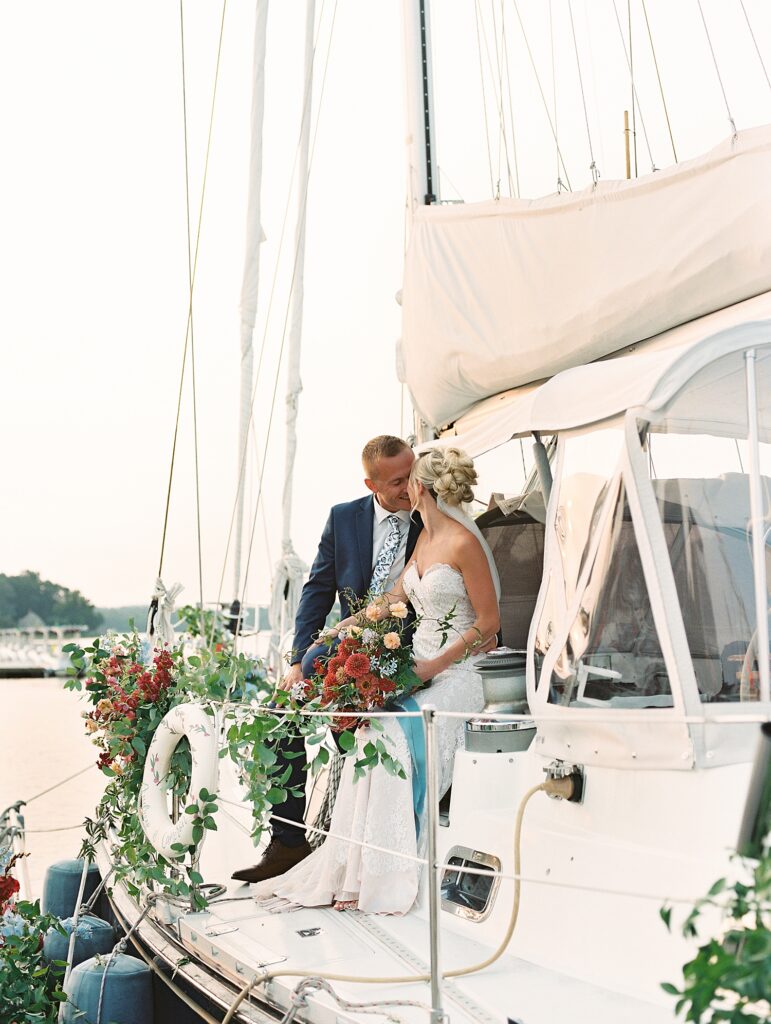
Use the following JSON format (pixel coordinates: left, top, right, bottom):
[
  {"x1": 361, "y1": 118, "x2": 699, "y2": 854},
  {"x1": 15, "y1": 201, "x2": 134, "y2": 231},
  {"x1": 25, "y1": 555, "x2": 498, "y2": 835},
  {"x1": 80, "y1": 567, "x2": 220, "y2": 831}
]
[{"x1": 404, "y1": 561, "x2": 478, "y2": 661}]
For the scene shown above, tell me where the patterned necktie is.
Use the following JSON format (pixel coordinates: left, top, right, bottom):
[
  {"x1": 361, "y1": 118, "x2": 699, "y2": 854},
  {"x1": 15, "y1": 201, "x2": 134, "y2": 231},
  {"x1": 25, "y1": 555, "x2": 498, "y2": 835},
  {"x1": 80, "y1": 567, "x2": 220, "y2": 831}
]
[{"x1": 369, "y1": 514, "x2": 403, "y2": 595}]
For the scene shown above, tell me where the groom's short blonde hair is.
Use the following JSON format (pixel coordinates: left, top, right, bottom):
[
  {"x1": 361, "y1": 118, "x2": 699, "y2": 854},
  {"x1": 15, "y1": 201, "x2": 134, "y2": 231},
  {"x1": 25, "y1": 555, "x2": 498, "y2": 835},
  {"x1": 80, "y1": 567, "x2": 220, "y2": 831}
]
[{"x1": 361, "y1": 435, "x2": 411, "y2": 476}]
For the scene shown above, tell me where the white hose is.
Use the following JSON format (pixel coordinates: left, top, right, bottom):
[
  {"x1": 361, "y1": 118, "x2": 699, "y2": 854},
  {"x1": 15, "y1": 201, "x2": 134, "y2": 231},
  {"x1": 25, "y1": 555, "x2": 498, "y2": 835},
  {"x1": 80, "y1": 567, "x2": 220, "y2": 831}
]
[{"x1": 222, "y1": 779, "x2": 573, "y2": 1022}]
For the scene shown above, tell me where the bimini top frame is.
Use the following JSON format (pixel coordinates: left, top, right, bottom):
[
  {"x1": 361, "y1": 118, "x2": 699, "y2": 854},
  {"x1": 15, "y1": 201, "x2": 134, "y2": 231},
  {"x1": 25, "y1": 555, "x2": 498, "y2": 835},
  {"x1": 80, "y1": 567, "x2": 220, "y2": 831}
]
[{"x1": 429, "y1": 300, "x2": 771, "y2": 772}]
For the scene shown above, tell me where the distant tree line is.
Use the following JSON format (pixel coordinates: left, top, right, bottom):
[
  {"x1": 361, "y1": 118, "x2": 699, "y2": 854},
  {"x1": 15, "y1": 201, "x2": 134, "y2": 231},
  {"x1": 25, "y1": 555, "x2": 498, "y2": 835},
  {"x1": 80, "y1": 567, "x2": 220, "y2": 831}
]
[{"x1": 0, "y1": 571, "x2": 103, "y2": 630}]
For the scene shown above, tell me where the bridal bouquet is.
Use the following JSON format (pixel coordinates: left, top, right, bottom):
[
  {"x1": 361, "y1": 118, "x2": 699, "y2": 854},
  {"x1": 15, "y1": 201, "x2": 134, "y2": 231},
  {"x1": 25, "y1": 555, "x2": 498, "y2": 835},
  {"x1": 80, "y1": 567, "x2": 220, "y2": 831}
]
[{"x1": 304, "y1": 596, "x2": 422, "y2": 733}]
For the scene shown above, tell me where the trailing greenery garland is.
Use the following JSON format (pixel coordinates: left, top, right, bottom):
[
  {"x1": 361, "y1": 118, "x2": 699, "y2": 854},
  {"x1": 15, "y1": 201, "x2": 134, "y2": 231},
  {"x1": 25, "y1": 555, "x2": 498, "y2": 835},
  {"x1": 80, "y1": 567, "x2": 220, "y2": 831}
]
[{"x1": 63, "y1": 604, "x2": 407, "y2": 909}]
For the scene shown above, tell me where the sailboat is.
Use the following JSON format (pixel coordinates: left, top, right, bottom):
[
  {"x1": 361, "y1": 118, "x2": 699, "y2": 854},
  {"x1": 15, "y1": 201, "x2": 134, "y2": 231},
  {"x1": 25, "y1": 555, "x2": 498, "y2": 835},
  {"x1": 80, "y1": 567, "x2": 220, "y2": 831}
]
[{"x1": 56, "y1": 1, "x2": 771, "y2": 1021}]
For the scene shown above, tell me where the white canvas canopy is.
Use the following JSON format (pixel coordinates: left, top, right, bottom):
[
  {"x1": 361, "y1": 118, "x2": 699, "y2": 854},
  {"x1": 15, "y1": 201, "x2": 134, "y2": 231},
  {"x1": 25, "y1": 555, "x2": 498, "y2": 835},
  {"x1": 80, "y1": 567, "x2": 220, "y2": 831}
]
[
  {"x1": 399, "y1": 125, "x2": 771, "y2": 430},
  {"x1": 427, "y1": 290, "x2": 771, "y2": 457}
]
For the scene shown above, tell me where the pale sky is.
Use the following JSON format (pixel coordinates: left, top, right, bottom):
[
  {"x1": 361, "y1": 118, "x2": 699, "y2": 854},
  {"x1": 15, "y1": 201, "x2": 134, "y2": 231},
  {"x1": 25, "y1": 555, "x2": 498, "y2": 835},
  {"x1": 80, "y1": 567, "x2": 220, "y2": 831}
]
[{"x1": 1, "y1": 1, "x2": 769, "y2": 610}]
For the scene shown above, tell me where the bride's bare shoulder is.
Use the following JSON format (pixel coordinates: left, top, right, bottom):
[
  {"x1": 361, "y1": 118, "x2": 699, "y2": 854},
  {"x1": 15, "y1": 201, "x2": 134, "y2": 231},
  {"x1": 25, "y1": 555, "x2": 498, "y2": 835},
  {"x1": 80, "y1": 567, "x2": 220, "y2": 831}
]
[{"x1": 447, "y1": 524, "x2": 484, "y2": 560}]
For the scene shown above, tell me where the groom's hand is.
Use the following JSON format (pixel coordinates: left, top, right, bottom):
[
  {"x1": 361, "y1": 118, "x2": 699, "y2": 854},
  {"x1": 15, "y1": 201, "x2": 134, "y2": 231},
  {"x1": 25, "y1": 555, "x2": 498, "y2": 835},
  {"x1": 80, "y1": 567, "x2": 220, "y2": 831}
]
[{"x1": 278, "y1": 662, "x2": 303, "y2": 691}]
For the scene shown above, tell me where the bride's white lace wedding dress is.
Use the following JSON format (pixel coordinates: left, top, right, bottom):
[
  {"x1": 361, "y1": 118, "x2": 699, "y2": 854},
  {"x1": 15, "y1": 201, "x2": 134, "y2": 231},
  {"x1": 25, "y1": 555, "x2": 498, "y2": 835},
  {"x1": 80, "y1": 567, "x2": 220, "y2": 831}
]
[{"x1": 252, "y1": 562, "x2": 485, "y2": 914}]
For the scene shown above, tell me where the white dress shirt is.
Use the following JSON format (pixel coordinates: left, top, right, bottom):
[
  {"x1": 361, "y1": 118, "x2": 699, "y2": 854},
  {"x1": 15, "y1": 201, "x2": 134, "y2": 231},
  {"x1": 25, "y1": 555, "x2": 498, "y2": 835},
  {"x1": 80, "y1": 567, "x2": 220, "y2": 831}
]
[{"x1": 372, "y1": 499, "x2": 412, "y2": 591}]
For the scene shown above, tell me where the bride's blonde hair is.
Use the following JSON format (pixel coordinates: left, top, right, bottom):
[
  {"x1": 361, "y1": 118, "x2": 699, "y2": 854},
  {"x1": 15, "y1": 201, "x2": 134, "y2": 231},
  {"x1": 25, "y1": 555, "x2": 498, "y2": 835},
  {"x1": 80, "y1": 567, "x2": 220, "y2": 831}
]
[{"x1": 410, "y1": 447, "x2": 477, "y2": 508}]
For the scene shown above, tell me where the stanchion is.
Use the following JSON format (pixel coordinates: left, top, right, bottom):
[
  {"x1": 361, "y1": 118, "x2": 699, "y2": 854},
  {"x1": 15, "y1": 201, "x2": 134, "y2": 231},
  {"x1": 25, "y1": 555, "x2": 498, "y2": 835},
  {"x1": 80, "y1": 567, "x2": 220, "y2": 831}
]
[{"x1": 422, "y1": 705, "x2": 446, "y2": 1023}]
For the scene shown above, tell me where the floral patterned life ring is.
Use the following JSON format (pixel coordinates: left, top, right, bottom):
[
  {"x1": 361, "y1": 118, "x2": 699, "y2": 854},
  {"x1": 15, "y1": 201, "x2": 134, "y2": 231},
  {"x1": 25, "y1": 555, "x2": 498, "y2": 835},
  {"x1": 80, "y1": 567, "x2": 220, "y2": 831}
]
[{"x1": 139, "y1": 703, "x2": 218, "y2": 860}]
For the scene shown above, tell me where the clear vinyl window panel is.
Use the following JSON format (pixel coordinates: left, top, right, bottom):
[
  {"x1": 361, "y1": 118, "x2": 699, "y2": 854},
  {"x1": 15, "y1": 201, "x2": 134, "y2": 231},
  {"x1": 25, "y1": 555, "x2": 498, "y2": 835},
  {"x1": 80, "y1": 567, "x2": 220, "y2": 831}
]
[
  {"x1": 534, "y1": 428, "x2": 624, "y2": 680},
  {"x1": 645, "y1": 346, "x2": 771, "y2": 702},
  {"x1": 548, "y1": 481, "x2": 672, "y2": 708}
]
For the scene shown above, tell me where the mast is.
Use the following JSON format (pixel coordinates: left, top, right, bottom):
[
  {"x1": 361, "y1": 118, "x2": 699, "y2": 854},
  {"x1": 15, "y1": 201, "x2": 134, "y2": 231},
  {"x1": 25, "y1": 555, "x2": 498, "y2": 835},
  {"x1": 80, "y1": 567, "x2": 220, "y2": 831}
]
[
  {"x1": 267, "y1": 0, "x2": 314, "y2": 673},
  {"x1": 232, "y1": 0, "x2": 269, "y2": 619},
  {"x1": 402, "y1": 0, "x2": 438, "y2": 444},
  {"x1": 402, "y1": 0, "x2": 438, "y2": 213}
]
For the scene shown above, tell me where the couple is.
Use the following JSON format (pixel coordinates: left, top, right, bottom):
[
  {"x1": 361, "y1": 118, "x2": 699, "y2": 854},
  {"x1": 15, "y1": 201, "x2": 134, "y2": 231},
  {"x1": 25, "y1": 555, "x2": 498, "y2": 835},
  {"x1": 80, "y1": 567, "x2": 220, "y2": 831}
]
[{"x1": 233, "y1": 435, "x2": 500, "y2": 914}]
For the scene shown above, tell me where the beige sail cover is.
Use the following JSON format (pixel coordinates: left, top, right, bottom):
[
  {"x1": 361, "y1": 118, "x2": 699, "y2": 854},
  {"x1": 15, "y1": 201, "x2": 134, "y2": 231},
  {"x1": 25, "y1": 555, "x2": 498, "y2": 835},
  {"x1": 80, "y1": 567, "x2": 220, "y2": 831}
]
[{"x1": 399, "y1": 125, "x2": 771, "y2": 430}]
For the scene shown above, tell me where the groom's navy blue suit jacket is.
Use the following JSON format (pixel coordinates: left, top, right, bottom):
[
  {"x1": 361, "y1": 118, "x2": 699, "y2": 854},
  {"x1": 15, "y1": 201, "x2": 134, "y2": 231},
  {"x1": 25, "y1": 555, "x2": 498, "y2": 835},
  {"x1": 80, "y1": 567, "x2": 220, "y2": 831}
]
[{"x1": 291, "y1": 494, "x2": 422, "y2": 667}]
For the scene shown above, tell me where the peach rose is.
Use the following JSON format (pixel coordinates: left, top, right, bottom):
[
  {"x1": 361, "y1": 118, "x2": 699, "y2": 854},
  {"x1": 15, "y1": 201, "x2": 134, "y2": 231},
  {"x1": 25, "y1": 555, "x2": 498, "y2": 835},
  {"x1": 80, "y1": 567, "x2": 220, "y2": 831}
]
[
  {"x1": 383, "y1": 632, "x2": 401, "y2": 650},
  {"x1": 389, "y1": 602, "x2": 408, "y2": 620},
  {"x1": 365, "y1": 603, "x2": 386, "y2": 622}
]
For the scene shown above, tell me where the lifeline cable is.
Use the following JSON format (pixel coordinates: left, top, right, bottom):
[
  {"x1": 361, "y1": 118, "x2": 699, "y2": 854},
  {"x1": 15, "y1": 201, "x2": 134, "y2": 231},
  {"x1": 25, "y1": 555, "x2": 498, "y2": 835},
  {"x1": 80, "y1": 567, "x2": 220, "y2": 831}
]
[{"x1": 221, "y1": 780, "x2": 565, "y2": 1022}]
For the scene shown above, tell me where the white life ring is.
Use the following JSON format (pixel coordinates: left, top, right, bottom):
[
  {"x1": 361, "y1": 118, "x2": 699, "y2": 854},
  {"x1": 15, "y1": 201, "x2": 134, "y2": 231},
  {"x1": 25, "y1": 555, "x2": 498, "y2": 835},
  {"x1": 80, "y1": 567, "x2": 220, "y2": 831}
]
[{"x1": 139, "y1": 703, "x2": 219, "y2": 860}]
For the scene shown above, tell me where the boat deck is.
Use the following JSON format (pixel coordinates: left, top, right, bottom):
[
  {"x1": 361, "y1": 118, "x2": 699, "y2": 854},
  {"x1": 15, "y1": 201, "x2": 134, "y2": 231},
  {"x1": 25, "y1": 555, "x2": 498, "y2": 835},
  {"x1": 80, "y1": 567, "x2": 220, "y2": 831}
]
[{"x1": 112, "y1": 780, "x2": 676, "y2": 1024}]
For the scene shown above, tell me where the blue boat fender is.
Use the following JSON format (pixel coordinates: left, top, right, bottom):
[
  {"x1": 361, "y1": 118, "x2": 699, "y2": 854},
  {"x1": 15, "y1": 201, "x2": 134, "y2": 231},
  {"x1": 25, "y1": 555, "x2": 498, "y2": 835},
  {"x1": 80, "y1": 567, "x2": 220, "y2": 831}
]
[
  {"x1": 44, "y1": 914, "x2": 115, "y2": 968},
  {"x1": 62, "y1": 953, "x2": 153, "y2": 1024},
  {"x1": 41, "y1": 859, "x2": 101, "y2": 919}
]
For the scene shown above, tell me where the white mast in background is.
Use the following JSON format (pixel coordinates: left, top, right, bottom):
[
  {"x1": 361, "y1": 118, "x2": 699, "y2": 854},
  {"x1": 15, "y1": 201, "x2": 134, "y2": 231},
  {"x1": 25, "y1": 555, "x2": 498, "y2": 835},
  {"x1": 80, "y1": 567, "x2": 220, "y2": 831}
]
[
  {"x1": 402, "y1": 0, "x2": 439, "y2": 217},
  {"x1": 233, "y1": 0, "x2": 269, "y2": 618},
  {"x1": 401, "y1": 0, "x2": 438, "y2": 444},
  {"x1": 267, "y1": 0, "x2": 315, "y2": 673}
]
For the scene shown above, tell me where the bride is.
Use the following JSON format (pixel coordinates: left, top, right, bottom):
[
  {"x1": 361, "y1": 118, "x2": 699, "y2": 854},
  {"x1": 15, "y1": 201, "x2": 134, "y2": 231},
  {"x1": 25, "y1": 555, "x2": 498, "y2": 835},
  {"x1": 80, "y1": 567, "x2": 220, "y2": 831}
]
[{"x1": 253, "y1": 447, "x2": 501, "y2": 914}]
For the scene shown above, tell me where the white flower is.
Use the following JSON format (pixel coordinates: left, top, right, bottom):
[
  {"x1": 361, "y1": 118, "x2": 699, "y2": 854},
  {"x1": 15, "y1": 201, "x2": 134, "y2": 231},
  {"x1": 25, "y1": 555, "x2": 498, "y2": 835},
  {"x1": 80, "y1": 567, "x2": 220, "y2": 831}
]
[
  {"x1": 361, "y1": 628, "x2": 377, "y2": 645},
  {"x1": 290, "y1": 680, "x2": 308, "y2": 703}
]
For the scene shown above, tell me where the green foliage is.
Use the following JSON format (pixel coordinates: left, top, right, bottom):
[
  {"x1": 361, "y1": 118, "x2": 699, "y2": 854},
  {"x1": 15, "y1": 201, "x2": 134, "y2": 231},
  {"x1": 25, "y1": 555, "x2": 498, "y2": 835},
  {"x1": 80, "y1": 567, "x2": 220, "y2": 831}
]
[
  {"x1": 661, "y1": 850, "x2": 771, "y2": 1023},
  {"x1": 66, "y1": 605, "x2": 417, "y2": 915},
  {"x1": 0, "y1": 570, "x2": 102, "y2": 630},
  {"x1": 0, "y1": 899, "x2": 67, "y2": 1023}
]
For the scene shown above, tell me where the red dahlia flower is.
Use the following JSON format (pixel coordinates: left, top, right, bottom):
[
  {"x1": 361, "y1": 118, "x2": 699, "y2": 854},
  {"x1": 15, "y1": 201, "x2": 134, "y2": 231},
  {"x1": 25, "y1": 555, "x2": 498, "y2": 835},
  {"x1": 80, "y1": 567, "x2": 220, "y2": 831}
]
[
  {"x1": 355, "y1": 673, "x2": 378, "y2": 698},
  {"x1": 344, "y1": 653, "x2": 371, "y2": 679}
]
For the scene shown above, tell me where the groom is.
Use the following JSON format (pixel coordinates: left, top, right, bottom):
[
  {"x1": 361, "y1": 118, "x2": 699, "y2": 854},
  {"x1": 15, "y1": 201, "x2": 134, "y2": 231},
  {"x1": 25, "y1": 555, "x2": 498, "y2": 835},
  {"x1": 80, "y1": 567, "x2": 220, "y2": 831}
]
[{"x1": 232, "y1": 435, "x2": 422, "y2": 883}]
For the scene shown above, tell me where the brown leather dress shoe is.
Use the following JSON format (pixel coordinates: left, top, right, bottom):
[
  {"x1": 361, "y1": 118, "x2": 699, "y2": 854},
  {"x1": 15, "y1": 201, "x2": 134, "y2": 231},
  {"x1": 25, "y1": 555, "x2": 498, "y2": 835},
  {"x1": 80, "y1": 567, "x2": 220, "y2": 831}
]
[{"x1": 231, "y1": 837, "x2": 313, "y2": 884}]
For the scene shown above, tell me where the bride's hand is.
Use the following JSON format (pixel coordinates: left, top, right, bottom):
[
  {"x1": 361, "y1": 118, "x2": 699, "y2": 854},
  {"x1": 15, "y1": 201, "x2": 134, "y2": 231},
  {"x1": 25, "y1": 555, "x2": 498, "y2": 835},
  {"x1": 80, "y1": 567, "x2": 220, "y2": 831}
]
[{"x1": 413, "y1": 659, "x2": 436, "y2": 684}]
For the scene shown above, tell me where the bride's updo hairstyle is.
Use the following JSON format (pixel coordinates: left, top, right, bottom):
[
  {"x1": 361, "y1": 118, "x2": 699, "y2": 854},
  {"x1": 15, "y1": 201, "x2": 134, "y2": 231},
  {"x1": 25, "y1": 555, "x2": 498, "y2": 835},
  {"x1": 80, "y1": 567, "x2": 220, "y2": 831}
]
[{"x1": 410, "y1": 447, "x2": 477, "y2": 508}]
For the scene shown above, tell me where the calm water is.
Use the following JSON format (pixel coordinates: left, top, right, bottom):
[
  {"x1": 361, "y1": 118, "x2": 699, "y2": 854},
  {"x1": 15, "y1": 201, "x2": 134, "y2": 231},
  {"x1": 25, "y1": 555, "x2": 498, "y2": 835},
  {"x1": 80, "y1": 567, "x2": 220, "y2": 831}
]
[{"x1": 0, "y1": 677, "x2": 106, "y2": 899}]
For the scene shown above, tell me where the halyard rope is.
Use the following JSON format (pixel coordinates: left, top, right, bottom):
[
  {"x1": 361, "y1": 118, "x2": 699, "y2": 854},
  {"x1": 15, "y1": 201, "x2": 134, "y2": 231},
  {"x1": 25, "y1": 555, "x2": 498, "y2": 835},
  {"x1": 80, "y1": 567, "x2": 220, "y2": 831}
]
[
  {"x1": 211, "y1": 0, "x2": 336, "y2": 648},
  {"x1": 641, "y1": 0, "x2": 678, "y2": 163},
  {"x1": 511, "y1": 0, "x2": 572, "y2": 190},
  {"x1": 234, "y1": 0, "x2": 341, "y2": 646},
  {"x1": 157, "y1": 0, "x2": 228, "y2": 581},
  {"x1": 179, "y1": 0, "x2": 206, "y2": 614},
  {"x1": 696, "y1": 0, "x2": 737, "y2": 138}
]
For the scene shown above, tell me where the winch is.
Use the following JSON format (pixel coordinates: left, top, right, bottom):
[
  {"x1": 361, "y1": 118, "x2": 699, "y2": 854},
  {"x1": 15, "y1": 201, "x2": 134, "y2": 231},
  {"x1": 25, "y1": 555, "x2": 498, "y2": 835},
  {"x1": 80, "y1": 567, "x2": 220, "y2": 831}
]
[{"x1": 465, "y1": 648, "x2": 534, "y2": 753}]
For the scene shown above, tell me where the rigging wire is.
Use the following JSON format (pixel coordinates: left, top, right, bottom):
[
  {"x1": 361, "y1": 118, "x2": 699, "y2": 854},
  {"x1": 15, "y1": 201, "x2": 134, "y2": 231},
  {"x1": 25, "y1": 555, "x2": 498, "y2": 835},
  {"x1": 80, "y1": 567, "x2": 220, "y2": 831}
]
[
  {"x1": 489, "y1": 0, "x2": 514, "y2": 196},
  {"x1": 696, "y1": 0, "x2": 737, "y2": 137},
  {"x1": 548, "y1": 0, "x2": 563, "y2": 192},
  {"x1": 180, "y1": 0, "x2": 205, "y2": 613},
  {"x1": 567, "y1": 0, "x2": 599, "y2": 185},
  {"x1": 438, "y1": 165, "x2": 466, "y2": 202},
  {"x1": 641, "y1": 0, "x2": 678, "y2": 163},
  {"x1": 511, "y1": 0, "x2": 572, "y2": 191},
  {"x1": 738, "y1": 0, "x2": 771, "y2": 95},
  {"x1": 250, "y1": 416, "x2": 274, "y2": 569},
  {"x1": 474, "y1": 0, "x2": 496, "y2": 197},
  {"x1": 500, "y1": 0, "x2": 521, "y2": 197},
  {"x1": 157, "y1": 0, "x2": 228, "y2": 580},
  {"x1": 611, "y1": 0, "x2": 657, "y2": 172},
  {"x1": 627, "y1": 0, "x2": 638, "y2": 176},
  {"x1": 236, "y1": 0, "x2": 341, "y2": 645}
]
